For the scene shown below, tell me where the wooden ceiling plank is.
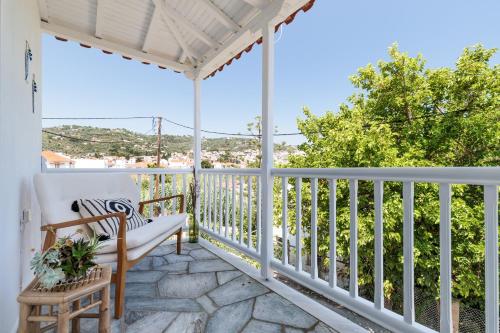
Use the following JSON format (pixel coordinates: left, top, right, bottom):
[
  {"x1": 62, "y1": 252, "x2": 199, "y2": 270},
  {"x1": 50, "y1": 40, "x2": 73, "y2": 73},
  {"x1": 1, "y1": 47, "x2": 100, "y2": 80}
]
[
  {"x1": 162, "y1": 1, "x2": 218, "y2": 48},
  {"x1": 239, "y1": 0, "x2": 268, "y2": 10},
  {"x1": 95, "y1": 0, "x2": 106, "y2": 38},
  {"x1": 41, "y1": 21, "x2": 190, "y2": 72},
  {"x1": 198, "y1": 0, "x2": 241, "y2": 32},
  {"x1": 37, "y1": 0, "x2": 49, "y2": 22}
]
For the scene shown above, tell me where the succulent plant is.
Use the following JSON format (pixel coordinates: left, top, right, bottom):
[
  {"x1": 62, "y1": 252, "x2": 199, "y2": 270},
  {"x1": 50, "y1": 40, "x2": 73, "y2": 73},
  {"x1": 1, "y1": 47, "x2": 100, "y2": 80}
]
[{"x1": 30, "y1": 232, "x2": 102, "y2": 288}]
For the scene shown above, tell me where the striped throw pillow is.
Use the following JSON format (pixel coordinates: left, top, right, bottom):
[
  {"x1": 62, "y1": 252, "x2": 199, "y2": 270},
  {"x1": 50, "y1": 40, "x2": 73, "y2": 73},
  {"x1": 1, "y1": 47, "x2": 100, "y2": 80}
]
[{"x1": 77, "y1": 198, "x2": 147, "y2": 237}]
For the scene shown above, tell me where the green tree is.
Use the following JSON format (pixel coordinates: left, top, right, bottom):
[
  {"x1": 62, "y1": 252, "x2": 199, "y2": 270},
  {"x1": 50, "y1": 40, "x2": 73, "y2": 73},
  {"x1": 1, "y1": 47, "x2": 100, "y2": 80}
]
[{"x1": 284, "y1": 44, "x2": 499, "y2": 311}]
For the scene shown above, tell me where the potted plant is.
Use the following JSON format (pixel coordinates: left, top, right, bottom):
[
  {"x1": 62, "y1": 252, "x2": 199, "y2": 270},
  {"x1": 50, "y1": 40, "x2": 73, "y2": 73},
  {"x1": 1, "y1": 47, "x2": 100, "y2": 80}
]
[{"x1": 30, "y1": 230, "x2": 102, "y2": 289}]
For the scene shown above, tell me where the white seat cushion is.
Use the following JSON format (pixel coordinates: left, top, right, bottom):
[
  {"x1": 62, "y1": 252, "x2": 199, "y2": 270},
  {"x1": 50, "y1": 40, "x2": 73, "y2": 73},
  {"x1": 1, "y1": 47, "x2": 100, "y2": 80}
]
[
  {"x1": 96, "y1": 213, "x2": 186, "y2": 254},
  {"x1": 94, "y1": 229, "x2": 178, "y2": 265}
]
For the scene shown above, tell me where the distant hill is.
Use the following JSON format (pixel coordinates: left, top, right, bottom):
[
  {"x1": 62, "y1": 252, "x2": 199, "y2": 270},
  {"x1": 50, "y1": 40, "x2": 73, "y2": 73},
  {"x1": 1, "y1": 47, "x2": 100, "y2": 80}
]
[{"x1": 42, "y1": 125, "x2": 294, "y2": 159}]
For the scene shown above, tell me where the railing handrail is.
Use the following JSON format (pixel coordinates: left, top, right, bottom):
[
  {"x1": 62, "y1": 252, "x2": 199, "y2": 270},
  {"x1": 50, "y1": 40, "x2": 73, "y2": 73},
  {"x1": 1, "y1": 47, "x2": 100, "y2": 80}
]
[
  {"x1": 272, "y1": 167, "x2": 500, "y2": 185},
  {"x1": 44, "y1": 167, "x2": 193, "y2": 175},
  {"x1": 200, "y1": 168, "x2": 261, "y2": 176}
]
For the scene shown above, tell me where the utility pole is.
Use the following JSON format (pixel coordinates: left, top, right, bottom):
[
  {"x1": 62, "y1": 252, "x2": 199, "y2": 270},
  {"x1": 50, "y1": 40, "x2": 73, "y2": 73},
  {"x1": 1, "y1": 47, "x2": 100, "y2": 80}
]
[{"x1": 155, "y1": 116, "x2": 162, "y2": 199}]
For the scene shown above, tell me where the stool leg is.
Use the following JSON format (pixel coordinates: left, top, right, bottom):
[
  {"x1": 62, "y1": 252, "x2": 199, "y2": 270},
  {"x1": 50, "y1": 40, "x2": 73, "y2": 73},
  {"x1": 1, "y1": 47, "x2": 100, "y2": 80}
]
[
  {"x1": 99, "y1": 286, "x2": 110, "y2": 333},
  {"x1": 18, "y1": 303, "x2": 30, "y2": 333},
  {"x1": 57, "y1": 303, "x2": 70, "y2": 333},
  {"x1": 71, "y1": 300, "x2": 80, "y2": 333}
]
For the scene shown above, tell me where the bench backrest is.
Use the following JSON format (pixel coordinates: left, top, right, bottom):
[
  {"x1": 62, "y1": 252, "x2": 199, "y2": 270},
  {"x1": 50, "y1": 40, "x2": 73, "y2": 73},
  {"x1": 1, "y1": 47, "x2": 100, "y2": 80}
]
[{"x1": 34, "y1": 173, "x2": 139, "y2": 237}]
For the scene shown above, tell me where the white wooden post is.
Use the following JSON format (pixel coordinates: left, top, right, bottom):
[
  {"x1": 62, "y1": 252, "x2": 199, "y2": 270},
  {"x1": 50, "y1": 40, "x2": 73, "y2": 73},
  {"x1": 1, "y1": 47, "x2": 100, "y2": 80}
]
[
  {"x1": 193, "y1": 78, "x2": 201, "y2": 227},
  {"x1": 260, "y1": 21, "x2": 275, "y2": 280}
]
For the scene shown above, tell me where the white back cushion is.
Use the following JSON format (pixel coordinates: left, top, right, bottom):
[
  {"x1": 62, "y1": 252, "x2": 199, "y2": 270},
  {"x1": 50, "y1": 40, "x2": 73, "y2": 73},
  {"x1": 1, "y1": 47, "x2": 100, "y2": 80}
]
[{"x1": 34, "y1": 173, "x2": 139, "y2": 237}]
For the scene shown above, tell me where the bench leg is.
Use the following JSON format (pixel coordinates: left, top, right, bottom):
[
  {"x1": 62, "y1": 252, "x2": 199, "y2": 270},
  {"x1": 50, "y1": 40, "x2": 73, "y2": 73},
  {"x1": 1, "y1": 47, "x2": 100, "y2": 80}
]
[
  {"x1": 114, "y1": 261, "x2": 126, "y2": 319},
  {"x1": 176, "y1": 228, "x2": 182, "y2": 254}
]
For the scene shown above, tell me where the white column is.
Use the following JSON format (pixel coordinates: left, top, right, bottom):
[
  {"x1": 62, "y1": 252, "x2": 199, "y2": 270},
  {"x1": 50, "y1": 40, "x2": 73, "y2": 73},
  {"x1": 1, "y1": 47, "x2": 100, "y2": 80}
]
[
  {"x1": 260, "y1": 21, "x2": 275, "y2": 280},
  {"x1": 193, "y1": 78, "x2": 201, "y2": 224}
]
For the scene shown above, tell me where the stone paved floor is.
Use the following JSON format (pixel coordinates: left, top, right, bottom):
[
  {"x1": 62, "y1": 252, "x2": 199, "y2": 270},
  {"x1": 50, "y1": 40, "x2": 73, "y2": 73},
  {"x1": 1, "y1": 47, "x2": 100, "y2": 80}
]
[{"x1": 80, "y1": 241, "x2": 340, "y2": 333}]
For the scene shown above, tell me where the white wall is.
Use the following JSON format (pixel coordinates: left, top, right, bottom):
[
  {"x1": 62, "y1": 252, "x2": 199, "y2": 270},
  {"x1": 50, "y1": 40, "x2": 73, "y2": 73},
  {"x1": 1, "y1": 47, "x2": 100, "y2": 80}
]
[{"x1": 0, "y1": 0, "x2": 42, "y2": 331}]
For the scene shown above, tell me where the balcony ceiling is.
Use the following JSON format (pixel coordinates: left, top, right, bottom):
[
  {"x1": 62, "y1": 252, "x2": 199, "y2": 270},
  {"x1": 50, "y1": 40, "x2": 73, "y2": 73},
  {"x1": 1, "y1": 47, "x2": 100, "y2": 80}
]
[{"x1": 37, "y1": 0, "x2": 315, "y2": 79}]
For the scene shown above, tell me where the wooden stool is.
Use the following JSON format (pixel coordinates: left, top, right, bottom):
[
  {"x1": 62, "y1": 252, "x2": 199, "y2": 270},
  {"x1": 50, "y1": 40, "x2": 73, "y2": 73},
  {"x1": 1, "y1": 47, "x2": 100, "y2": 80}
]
[{"x1": 17, "y1": 265, "x2": 111, "y2": 333}]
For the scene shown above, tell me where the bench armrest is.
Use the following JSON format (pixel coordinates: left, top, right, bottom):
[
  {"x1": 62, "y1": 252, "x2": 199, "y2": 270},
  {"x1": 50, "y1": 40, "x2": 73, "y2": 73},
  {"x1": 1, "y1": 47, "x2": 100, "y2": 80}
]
[
  {"x1": 138, "y1": 194, "x2": 185, "y2": 215},
  {"x1": 41, "y1": 212, "x2": 127, "y2": 252}
]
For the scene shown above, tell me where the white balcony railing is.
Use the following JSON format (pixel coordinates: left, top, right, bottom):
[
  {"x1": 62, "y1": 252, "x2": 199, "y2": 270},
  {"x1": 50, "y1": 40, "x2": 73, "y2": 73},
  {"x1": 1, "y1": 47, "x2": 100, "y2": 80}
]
[{"x1": 46, "y1": 166, "x2": 500, "y2": 333}]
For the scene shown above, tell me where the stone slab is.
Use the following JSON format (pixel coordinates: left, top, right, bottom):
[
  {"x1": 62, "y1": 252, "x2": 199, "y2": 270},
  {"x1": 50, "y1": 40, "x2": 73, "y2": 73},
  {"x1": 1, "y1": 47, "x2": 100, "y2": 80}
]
[
  {"x1": 253, "y1": 293, "x2": 318, "y2": 329},
  {"x1": 158, "y1": 272, "x2": 217, "y2": 298},
  {"x1": 126, "y1": 297, "x2": 202, "y2": 312},
  {"x1": 196, "y1": 295, "x2": 218, "y2": 314},
  {"x1": 125, "y1": 312, "x2": 178, "y2": 333},
  {"x1": 164, "y1": 312, "x2": 208, "y2": 333},
  {"x1": 155, "y1": 261, "x2": 189, "y2": 273},
  {"x1": 205, "y1": 299, "x2": 254, "y2": 333},
  {"x1": 126, "y1": 271, "x2": 165, "y2": 283},
  {"x1": 189, "y1": 259, "x2": 234, "y2": 273},
  {"x1": 207, "y1": 274, "x2": 269, "y2": 306},
  {"x1": 165, "y1": 253, "x2": 194, "y2": 264},
  {"x1": 190, "y1": 248, "x2": 218, "y2": 260},
  {"x1": 242, "y1": 320, "x2": 282, "y2": 333},
  {"x1": 216, "y1": 270, "x2": 242, "y2": 285}
]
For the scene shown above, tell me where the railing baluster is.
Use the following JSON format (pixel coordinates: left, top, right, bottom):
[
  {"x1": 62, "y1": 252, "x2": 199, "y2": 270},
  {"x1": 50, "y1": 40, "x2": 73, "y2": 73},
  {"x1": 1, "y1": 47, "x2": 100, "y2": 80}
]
[
  {"x1": 182, "y1": 173, "x2": 187, "y2": 208},
  {"x1": 311, "y1": 178, "x2": 318, "y2": 279},
  {"x1": 403, "y1": 181, "x2": 415, "y2": 324},
  {"x1": 282, "y1": 177, "x2": 288, "y2": 265},
  {"x1": 374, "y1": 180, "x2": 384, "y2": 309},
  {"x1": 239, "y1": 175, "x2": 244, "y2": 245},
  {"x1": 232, "y1": 175, "x2": 236, "y2": 241},
  {"x1": 295, "y1": 178, "x2": 302, "y2": 272},
  {"x1": 248, "y1": 176, "x2": 253, "y2": 248},
  {"x1": 208, "y1": 174, "x2": 212, "y2": 229},
  {"x1": 349, "y1": 179, "x2": 358, "y2": 297},
  {"x1": 172, "y1": 174, "x2": 177, "y2": 213},
  {"x1": 225, "y1": 175, "x2": 229, "y2": 238},
  {"x1": 485, "y1": 185, "x2": 499, "y2": 333},
  {"x1": 148, "y1": 175, "x2": 154, "y2": 217},
  {"x1": 203, "y1": 174, "x2": 207, "y2": 228},
  {"x1": 219, "y1": 174, "x2": 223, "y2": 234},
  {"x1": 137, "y1": 174, "x2": 142, "y2": 201},
  {"x1": 439, "y1": 183, "x2": 452, "y2": 333},
  {"x1": 213, "y1": 174, "x2": 217, "y2": 232},
  {"x1": 328, "y1": 179, "x2": 337, "y2": 288},
  {"x1": 160, "y1": 173, "x2": 165, "y2": 215},
  {"x1": 256, "y1": 176, "x2": 261, "y2": 253}
]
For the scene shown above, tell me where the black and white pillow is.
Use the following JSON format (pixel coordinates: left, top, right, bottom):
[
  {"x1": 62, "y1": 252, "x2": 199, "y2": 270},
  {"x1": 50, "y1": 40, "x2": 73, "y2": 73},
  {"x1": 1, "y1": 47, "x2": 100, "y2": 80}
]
[{"x1": 76, "y1": 198, "x2": 147, "y2": 237}]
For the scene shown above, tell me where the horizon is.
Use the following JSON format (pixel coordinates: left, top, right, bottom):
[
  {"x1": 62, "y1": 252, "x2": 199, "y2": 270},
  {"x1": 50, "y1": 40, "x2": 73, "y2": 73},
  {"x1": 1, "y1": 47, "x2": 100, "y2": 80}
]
[{"x1": 42, "y1": 0, "x2": 500, "y2": 145}]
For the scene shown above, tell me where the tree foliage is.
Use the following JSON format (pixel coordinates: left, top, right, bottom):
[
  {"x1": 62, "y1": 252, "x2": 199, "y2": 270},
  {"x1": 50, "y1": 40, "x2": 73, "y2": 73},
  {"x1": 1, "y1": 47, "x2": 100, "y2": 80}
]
[{"x1": 284, "y1": 44, "x2": 499, "y2": 310}]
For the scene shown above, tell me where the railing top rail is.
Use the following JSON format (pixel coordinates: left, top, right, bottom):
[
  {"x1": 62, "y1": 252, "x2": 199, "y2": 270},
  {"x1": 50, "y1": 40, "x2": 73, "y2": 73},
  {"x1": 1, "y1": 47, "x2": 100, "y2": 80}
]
[
  {"x1": 200, "y1": 168, "x2": 261, "y2": 176},
  {"x1": 44, "y1": 168, "x2": 193, "y2": 175},
  {"x1": 272, "y1": 167, "x2": 500, "y2": 185}
]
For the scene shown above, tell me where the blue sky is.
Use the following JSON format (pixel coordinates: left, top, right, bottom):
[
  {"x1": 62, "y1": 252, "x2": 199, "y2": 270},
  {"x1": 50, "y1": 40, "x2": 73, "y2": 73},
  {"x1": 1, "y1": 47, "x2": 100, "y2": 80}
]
[{"x1": 42, "y1": 0, "x2": 500, "y2": 145}]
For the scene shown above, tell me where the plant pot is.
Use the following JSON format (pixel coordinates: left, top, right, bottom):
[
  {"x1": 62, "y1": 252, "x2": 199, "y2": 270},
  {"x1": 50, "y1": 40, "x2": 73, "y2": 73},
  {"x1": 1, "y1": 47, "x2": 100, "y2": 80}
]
[{"x1": 189, "y1": 215, "x2": 199, "y2": 243}]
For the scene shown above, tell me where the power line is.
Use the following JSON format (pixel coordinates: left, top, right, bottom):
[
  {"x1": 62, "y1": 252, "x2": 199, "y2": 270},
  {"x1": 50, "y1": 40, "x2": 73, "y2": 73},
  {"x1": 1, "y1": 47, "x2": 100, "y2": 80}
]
[{"x1": 42, "y1": 108, "x2": 477, "y2": 139}]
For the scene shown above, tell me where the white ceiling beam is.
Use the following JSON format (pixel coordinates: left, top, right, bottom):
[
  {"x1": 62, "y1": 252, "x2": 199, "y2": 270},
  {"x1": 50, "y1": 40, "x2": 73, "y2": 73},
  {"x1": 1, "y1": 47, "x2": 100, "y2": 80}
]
[
  {"x1": 41, "y1": 21, "x2": 191, "y2": 72},
  {"x1": 239, "y1": 0, "x2": 268, "y2": 10},
  {"x1": 37, "y1": 0, "x2": 49, "y2": 22},
  {"x1": 198, "y1": 0, "x2": 310, "y2": 78},
  {"x1": 154, "y1": 0, "x2": 199, "y2": 64},
  {"x1": 161, "y1": 1, "x2": 218, "y2": 48},
  {"x1": 198, "y1": 0, "x2": 241, "y2": 32},
  {"x1": 142, "y1": 5, "x2": 161, "y2": 52},
  {"x1": 95, "y1": 0, "x2": 105, "y2": 38}
]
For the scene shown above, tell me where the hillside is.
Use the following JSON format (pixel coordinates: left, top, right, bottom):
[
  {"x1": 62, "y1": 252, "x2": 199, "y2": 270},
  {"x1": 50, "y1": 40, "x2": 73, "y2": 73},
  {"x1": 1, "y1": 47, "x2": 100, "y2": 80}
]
[{"x1": 42, "y1": 125, "x2": 295, "y2": 159}]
